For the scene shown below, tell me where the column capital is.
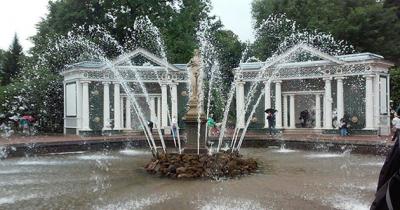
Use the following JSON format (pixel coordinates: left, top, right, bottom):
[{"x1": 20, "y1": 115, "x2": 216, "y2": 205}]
[
  {"x1": 323, "y1": 77, "x2": 332, "y2": 81},
  {"x1": 364, "y1": 74, "x2": 375, "y2": 79},
  {"x1": 161, "y1": 83, "x2": 168, "y2": 87},
  {"x1": 274, "y1": 80, "x2": 282, "y2": 84},
  {"x1": 235, "y1": 81, "x2": 246, "y2": 86},
  {"x1": 335, "y1": 76, "x2": 345, "y2": 80},
  {"x1": 169, "y1": 82, "x2": 179, "y2": 86},
  {"x1": 112, "y1": 81, "x2": 120, "y2": 85},
  {"x1": 102, "y1": 81, "x2": 111, "y2": 85},
  {"x1": 80, "y1": 80, "x2": 91, "y2": 84}
]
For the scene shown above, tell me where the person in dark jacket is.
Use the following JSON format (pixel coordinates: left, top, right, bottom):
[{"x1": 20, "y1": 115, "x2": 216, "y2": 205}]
[
  {"x1": 371, "y1": 119, "x2": 400, "y2": 210},
  {"x1": 267, "y1": 112, "x2": 277, "y2": 135},
  {"x1": 147, "y1": 120, "x2": 153, "y2": 134}
]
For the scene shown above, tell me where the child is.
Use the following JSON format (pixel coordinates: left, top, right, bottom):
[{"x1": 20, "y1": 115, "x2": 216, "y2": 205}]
[{"x1": 339, "y1": 118, "x2": 348, "y2": 137}]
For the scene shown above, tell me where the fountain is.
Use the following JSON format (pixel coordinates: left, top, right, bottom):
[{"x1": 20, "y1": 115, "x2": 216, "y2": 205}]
[
  {"x1": 0, "y1": 12, "x2": 395, "y2": 209},
  {"x1": 144, "y1": 49, "x2": 259, "y2": 179}
]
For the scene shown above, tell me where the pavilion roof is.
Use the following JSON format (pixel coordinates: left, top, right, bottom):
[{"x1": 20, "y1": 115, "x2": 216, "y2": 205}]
[
  {"x1": 64, "y1": 48, "x2": 188, "y2": 72},
  {"x1": 238, "y1": 52, "x2": 391, "y2": 71}
]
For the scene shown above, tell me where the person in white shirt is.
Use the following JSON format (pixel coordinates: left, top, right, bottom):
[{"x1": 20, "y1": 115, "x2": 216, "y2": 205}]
[{"x1": 392, "y1": 113, "x2": 400, "y2": 141}]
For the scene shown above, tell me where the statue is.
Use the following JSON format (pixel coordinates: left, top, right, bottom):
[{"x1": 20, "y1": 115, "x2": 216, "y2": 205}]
[
  {"x1": 184, "y1": 49, "x2": 206, "y2": 121},
  {"x1": 188, "y1": 49, "x2": 201, "y2": 102},
  {"x1": 183, "y1": 49, "x2": 206, "y2": 152}
]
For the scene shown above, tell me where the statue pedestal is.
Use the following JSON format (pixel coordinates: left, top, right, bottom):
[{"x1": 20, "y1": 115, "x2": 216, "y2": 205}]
[
  {"x1": 182, "y1": 101, "x2": 207, "y2": 153},
  {"x1": 183, "y1": 120, "x2": 208, "y2": 154}
]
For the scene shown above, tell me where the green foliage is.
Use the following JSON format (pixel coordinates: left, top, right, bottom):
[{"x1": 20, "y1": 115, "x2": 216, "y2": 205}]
[
  {"x1": 31, "y1": 0, "x2": 213, "y2": 67},
  {"x1": 1, "y1": 35, "x2": 24, "y2": 86},
  {"x1": 212, "y1": 30, "x2": 244, "y2": 89},
  {"x1": 0, "y1": 49, "x2": 5, "y2": 82},
  {"x1": 0, "y1": 64, "x2": 63, "y2": 133},
  {"x1": 390, "y1": 67, "x2": 400, "y2": 106},
  {"x1": 251, "y1": 0, "x2": 400, "y2": 64},
  {"x1": 251, "y1": 13, "x2": 354, "y2": 61}
]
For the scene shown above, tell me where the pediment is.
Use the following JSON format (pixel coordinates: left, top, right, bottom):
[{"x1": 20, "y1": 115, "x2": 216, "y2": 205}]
[
  {"x1": 112, "y1": 48, "x2": 181, "y2": 71},
  {"x1": 265, "y1": 44, "x2": 346, "y2": 69}
]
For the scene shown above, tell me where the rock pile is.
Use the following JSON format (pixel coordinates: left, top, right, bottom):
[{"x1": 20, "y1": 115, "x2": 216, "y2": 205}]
[{"x1": 144, "y1": 152, "x2": 258, "y2": 179}]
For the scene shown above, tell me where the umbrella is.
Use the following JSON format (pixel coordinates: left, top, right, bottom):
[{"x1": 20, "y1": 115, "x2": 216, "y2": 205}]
[
  {"x1": 22, "y1": 115, "x2": 34, "y2": 122},
  {"x1": 264, "y1": 108, "x2": 277, "y2": 113}
]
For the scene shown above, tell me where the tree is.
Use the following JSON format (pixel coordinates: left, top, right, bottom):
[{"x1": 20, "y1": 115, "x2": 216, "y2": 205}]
[
  {"x1": 251, "y1": 14, "x2": 354, "y2": 61},
  {"x1": 0, "y1": 49, "x2": 5, "y2": 82},
  {"x1": 251, "y1": 0, "x2": 400, "y2": 64},
  {"x1": 212, "y1": 29, "x2": 244, "y2": 89},
  {"x1": 1, "y1": 34, "x2": 23, "y2": 86},
  {"x1": 391, "y1": 67, "x2": 400, "y2": 106},
  {"x1": 31, "y1": 0, "x2": 213, "y2": 68}
]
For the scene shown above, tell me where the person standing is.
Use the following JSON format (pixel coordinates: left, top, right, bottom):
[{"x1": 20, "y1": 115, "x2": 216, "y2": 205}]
[
  {"x1": 267, "y1": 112, "x2": 277, "y2": 136},
  {"x1": 171, "y1": 117, "x2": 178, "y2": 139},
  {"x1": 371, "y1": 112, "x2": 400, "y2": 209},
  {"x1": 207, "y1": 115, "x2": 218, "y2": 136},
  {"x1": 147, "y1": 120, "x2": 153, "y2": 134},
  {"x1": 392, "y1": 112, "x2": 400, "y2": 141},
  {"x1": 339, "y1": 118, "x2": 348, "y2": 136}
]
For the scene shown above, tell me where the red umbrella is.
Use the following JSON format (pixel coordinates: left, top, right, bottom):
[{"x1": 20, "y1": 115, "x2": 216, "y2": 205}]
[{"x1": 22, "y1": 115, "x2": 34, "y2": 122}]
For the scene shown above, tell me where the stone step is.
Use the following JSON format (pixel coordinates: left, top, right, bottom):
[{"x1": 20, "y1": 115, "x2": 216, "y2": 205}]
[
  {"x1": 122, "y1": 130, "x2": 144, "y2": 135},
  {"x1": 282, "y1": 128, "x2": 324, "y2": 135}
]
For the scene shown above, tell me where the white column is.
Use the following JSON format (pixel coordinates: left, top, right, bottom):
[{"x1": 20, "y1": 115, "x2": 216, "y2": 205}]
[
  {"x1": 275, "y1": 80, "x2": 282, "y2": 128},
  {"x1": 150, "y1": 96, "x2": 156, "y2": 123},
  {"x1": 161, "y1": 83, "x2": 168, "y2": 129},
  {"x1": 373, "y1": 74, "x2": 380, "y2": 128},
  {"x1": 289, "y1": 94, "x2": 295, "y2": 128},
  {"x1": 63, "y1": 81, "x2": 66, "y2": 134},
  {"x1": 81, "y1": 81, "x2": 91, "y2": 130},
  {"x1": 125, "y1": 97, "x2": 131, "y2": 130},
  {"x1": 113, "y1": 82, "x2": 122, "y2": 130},
  {"x1": 157, "y1": 96, "x2": 161, "y2": 128},
  {"x1": 120, "y1": 97, "x2": 124, "y2": 128},
  {"x1": 283, "y1": 95, "x2": 288, "y2": 128},
  {"x1": 336, "y1": 77, "x2": 345, "y2": 121},
  {"x1": 170, "y1": 83, "x2": 178, "y2": 121},
  {"x1": 365, "y1": 75, "x2": 374, "y2": 129},
  {"x1": 102, "y1": 82, "x2": 111, "y2": 130},
  {"x1": 264, "y1": 81, "x2": 271, "y2": 128},
  {"x1": 76, "y1": 81, "x2": 82, "y2": 134},
  {"x1": 323, "y1": 77, "x2": 333, "y2": 129},
  {"x1": 315, "y1": 94, "x2": 321, "y2": 129},
  {"x1": 236, "y1": 81, "x2": 245, "y2": 128}
]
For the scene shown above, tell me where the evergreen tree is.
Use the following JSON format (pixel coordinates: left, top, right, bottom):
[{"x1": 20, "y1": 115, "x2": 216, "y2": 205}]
[
  {"x1": 1, "y1": 34, "x2": 23, "y2": 86},
  {"x1": 0, "y1": 49, "x2": 5, "y2": 83}
]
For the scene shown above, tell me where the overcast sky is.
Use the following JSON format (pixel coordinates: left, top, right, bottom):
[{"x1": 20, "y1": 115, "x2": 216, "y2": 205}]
[{"x1": 0, "y1": 0, "x2": 254, "y2": 51}]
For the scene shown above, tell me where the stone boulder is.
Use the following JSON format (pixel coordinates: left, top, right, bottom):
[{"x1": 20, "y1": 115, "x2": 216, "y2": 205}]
[{"x1": 144, "y1": 152, "x2": 258, "y2": 179}]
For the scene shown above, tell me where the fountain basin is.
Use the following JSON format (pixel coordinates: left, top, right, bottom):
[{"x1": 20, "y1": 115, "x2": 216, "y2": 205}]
[{"x1": 0, "y1": 148, "x2": 383, "y2": 209}]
